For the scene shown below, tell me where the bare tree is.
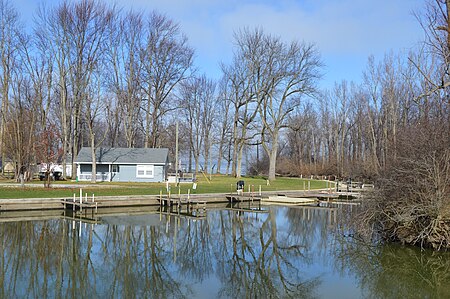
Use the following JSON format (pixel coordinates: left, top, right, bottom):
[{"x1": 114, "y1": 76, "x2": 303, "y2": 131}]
[
  {"x1": 180, "y1": 78, "x2": 202, "y2": 175},
  {"x1": 179, "y1": 75, "x2": 215, "y2": 176},
  {"x1": 35, "y1": 2, "x2": 72, "y2": 178},
  {"x1": 285, "y1": 103, "x2": 321, "y2": 175},
  {"x1": 215, "y1": 79, "x2": 233, "y2": 174},
  {"x1": 35, "y1": 0, "x2": 114, "y2": 179},
  {"x1": 140, "y1": 12, "x2": 194, "y2": 148},
  {"x1": 222, "y1": 28, "x2": 268, "y2": 178},
  {"x1": 106, "y1": 10, "x2": 144, "y2": 148},
  {"x1": 85, "y1": 72, "x2": 109, "y2": 183},
  {"x1": 0, "y1": 0, "x2": 21, "y2": 175},
  {"x1": 259, "y1": 39, "x2": 322, "y2": 181},
  {"x1": 414, "y1": 0, "x2": 450, "y2": 98},
  {"x1": 200, "y1": 78, "x2": 217, "y2": 175},
  {"x1": 4, "y1": 69, "x2": 31, "y2": 180},
  {"x1": 223, "y1": 28, "x2": 322, "y2": 180}
]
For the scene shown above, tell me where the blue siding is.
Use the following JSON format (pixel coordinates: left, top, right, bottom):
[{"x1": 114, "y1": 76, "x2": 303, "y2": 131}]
[
  {"x1": 154, "y1": 165, "x2": 165, "y2": 182},
  {"x1": 111, "y1": 164, "x2": 165, "y2": 182},
  {"x1": 113, "y1": 164, "x2": 134, "y2": 182}
]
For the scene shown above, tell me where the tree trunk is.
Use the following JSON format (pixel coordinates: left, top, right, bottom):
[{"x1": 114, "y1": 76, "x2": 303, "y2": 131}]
[
  {"x1": 268, "y1": 142, "x2": 278, "y2": 181},
  {"x1": 90, "y1": 136, "x2": 97, "y2": 183},
  {"x1": 235, "y1": 144, "x2": 244, "y2": 178}
]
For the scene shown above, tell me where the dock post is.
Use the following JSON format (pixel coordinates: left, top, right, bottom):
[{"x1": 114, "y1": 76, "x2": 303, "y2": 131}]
[
  {"x1": 188, "y1": 189, "x2": 190, "y2": 202},
  {"x1": 303, "y1": 181, "x2": 305, "y2": 190},
  {"x1": 160, "y1": 189, "x2": 162, "y2": 207},
  {"x1": 73, "y1": 194, "x2": 75, "y2": 211},
  {"x1": 259, "y1": 185, "x2": 261, "y2": 196},
  {"x1": 168, "y1": 187, "x2": 171, "y2": 207},
  {"x1": 308, "y1": 181, "x2": 311, "y2": 191}
]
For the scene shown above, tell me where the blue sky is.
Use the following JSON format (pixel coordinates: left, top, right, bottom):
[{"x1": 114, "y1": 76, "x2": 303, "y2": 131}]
[{"x1": 16, "y1": 0, "x2": 424, "y2": 90}]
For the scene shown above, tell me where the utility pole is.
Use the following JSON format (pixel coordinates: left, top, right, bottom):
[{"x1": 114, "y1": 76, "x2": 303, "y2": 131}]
[{"x1": 175, "y1": 122, "x2": 179, "y2": 186}]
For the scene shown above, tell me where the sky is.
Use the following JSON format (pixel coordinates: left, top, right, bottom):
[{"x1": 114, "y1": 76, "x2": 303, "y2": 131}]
[{"x1": 15, "y1": 0, "x2": 425, "y2": 90}]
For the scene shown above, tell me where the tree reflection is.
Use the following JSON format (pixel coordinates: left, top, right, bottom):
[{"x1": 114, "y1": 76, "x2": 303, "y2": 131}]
[
  {"x1": 98, "y1": 220, "x2": 192, "y2": 298},
  {"x1": 333, "y1": 235, "x2": 450, "y2": 299},
  {"x1": 0, "y1": 206, "x2": 320, "y2": 298},
  {"x1": 214, "y1": 208, "x2": 319, "y2": 298}
]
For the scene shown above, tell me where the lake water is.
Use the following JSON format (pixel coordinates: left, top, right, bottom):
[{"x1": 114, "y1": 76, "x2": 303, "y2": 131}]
[{"x1": 1, "y1": 203, "x2": 450, "y2": 298}]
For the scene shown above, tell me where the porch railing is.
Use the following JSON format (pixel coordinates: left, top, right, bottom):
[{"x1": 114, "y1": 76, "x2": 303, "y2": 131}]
[{"x1": 77, "y1": 173, "x2": 110, "y2": 182}]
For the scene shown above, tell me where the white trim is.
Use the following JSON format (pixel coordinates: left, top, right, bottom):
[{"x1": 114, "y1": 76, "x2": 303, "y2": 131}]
[{"x1": 78, "y1": 173, "x2": 110, "y2": 182}]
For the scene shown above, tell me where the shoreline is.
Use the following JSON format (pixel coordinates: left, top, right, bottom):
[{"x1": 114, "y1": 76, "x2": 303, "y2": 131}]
[{"x1": 0, "y1": 189, "x2": 348, "y2": 212}]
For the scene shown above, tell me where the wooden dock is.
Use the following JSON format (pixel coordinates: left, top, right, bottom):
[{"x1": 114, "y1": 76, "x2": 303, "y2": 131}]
[
  {"x1": 157, "y1": 196, "x2": 207, "y2": 210},
  {"x1": 0, "y1": 186, "x2": 365, "y2": 214},
  {"x1": 226, "y1": 193, "x2": 261, "y2": 203},
  {"x1": 61, "y1": 198, "x2": 98, "y2": 212},
  {"x1": 262, "y1": 195, "x2": 318, "y2": 205}
]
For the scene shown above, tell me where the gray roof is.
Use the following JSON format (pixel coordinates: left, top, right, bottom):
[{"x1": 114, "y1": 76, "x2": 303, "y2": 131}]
[{"x1": 75, "y1": 147, "x2": 169, "y2": 164}]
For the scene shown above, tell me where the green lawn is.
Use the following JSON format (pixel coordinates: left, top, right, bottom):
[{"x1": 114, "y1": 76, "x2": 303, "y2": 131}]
[{"x1": 0, "y1": 175, "x2": 330, "y2": 199}]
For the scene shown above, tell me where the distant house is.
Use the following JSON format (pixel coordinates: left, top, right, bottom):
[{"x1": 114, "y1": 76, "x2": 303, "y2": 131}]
[{"x1": 75, "y1": 147, "x2": 169, "y2": 182}]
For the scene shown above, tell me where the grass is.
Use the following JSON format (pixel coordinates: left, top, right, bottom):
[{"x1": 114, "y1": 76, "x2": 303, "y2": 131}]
[{"x1": 0, "y1": 175, "x2": 330, "y2": 199}]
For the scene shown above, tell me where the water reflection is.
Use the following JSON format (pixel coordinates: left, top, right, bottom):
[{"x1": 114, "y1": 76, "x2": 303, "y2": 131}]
[
  {"x1": 1, "y1": 204, "x2": 449, "y2": 298},
  {"x1": 334, "y1": 236, "x2": 450, "y2": 299},
  {"x1": 0, "y1": 205, "x2": 322, "y2": 298}
]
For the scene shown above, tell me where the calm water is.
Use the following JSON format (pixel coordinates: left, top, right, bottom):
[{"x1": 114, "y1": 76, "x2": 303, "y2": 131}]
[{"x1": 1, "y1": 204, "x2": 450, "y2": 299}]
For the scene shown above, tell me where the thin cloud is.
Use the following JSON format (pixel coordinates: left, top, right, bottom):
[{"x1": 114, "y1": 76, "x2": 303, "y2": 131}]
[{"x1": 18, "y1": 0, "x2": 426, "y2": 85}]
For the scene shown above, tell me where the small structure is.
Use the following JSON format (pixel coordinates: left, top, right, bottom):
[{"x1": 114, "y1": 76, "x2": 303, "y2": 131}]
[
  {"x1": 2, "y1": 160, "x2": 15, "y2": 178},
  {"x1": 75, "y1": 147, "x2": 169, "y2": 182},
  {"x1": 236, "y1": 180, "x2": 245, "y2": 195}
]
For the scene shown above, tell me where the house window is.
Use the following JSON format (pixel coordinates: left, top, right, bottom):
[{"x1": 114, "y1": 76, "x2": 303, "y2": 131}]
[
  {"x1": 136, "y1": 165, "x2": 154, "y2": 178},
  {"x1": 112, "y1": 165, "x2": 119, "y2": 172}
]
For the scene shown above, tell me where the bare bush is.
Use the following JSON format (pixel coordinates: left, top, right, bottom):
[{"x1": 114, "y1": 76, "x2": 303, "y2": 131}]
[{"x1": 355, "y1": 124, "x2": 450, "y2": 250}]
